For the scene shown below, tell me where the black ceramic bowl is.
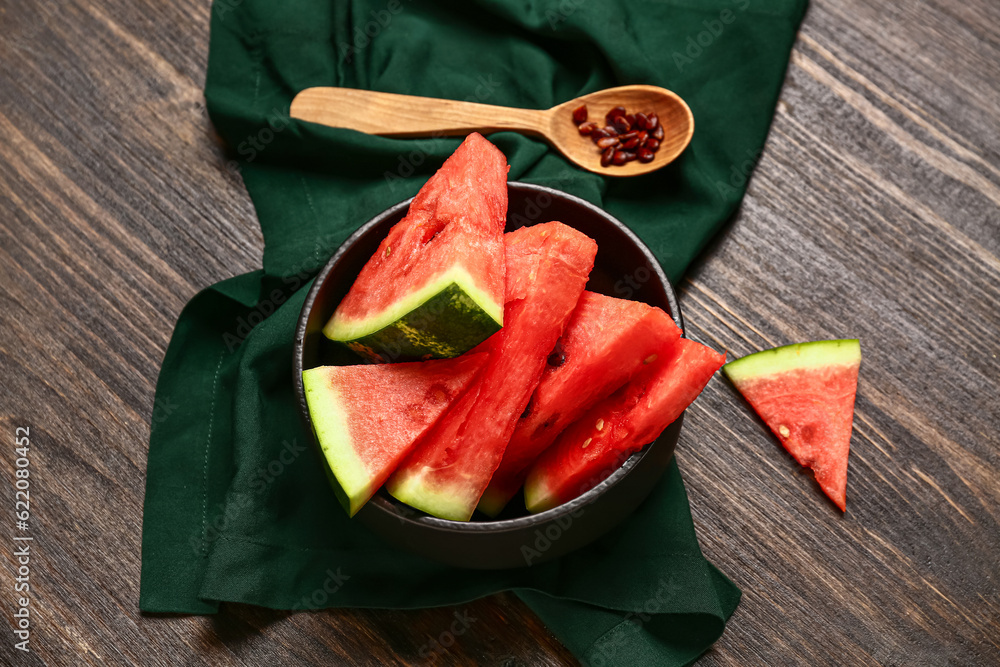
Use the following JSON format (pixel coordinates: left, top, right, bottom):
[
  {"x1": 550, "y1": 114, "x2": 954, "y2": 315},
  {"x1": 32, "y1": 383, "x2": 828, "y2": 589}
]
[{"x1": 294, "y1": 183, "x2": 685, "y2": 569}]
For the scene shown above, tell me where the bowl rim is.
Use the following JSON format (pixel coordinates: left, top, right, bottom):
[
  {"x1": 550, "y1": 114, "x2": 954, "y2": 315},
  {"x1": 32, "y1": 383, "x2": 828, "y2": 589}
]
[{"x1": 293, "y1": 181, "x2": 684, "y2": 533}]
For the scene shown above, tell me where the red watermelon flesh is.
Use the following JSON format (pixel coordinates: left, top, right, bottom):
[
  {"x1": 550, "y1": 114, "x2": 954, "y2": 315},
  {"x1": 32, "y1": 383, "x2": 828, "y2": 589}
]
[
  {"x1": 386, "y1": 222, "x2": 598, "y2": 521},
  {"x1": 477, "y1": 292, "x2": 682, "y2": 516},
  {"x1": 722, "y1": 339, "x2": 861, "y2": 511},
  {"x1": 324, "y1": 132, "x2": 508, "y2": 362},
  {"x1": 302, "y1": 353, "x2": 487, "y2": 517},
  {"x1": 524, "y1": 338, "x2": 725, "y2": 514}
]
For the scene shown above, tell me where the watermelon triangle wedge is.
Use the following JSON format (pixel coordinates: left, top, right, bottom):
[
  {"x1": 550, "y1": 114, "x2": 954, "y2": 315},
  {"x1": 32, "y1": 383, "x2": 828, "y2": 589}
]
[
  {"x1": 723, "y1": 339, "x2": 861, "y2": 511},
  {"x1": 323, "y1": 132, "x2": 508, "y2": 362},
  {"x1": 302, "y1": 353, "x2": 487, "y2": 516}
]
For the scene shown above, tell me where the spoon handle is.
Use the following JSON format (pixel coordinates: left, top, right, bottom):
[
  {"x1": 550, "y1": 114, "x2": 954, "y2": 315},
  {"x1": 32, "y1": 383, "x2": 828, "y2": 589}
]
[{"x1": 290, "y1": 87, "x2": 549, "y2": 138}]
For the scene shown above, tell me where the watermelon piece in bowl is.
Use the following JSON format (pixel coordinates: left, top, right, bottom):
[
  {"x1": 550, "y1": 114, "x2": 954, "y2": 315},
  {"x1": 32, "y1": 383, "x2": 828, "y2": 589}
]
[
  {"x1": 385, "y1": 221, "x2": 598, "y2": 521},
  {"x1": 302, "y1": 353, "x2": 487, "y2": 516},
  {"x1": 478, "y1": 291, "x2": 682, "y2": 517},
  {"x1": 723, "y1": 339, "x2": 861, "y2": 511},
  {"x1": 323, "y1": 132, "x2": 508, "y2": 362},
  {"x1": 524, "y1": 337, "x2": 725, "y2": 514}
]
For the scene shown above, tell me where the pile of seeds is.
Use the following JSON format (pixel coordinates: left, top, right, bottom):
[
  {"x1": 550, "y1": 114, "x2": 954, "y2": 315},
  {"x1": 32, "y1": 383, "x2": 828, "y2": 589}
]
[{"x1": 572, "y1": 104, "x2": 665, "y2": 167}]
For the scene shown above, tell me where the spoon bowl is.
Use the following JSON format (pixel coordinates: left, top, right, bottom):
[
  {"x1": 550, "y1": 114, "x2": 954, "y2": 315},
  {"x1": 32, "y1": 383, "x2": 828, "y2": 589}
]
[
  {"x1": 546, "y1": 85, "x2": 694, "y2": 176},
  {"x1": 290, "y1": 85, "x2": 693, "y2": 177}
]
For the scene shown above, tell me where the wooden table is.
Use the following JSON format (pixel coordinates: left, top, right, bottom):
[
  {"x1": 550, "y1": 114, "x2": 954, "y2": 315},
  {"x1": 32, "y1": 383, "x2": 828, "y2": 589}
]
[{"x1": 2, "y1": 0, "x2": 998, "y2": 664}]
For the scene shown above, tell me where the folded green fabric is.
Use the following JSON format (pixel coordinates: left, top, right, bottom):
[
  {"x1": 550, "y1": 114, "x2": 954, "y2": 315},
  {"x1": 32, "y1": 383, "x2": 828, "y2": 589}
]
[{"x1": 140, "y1": 1, "x2": 807, "y2": 664}]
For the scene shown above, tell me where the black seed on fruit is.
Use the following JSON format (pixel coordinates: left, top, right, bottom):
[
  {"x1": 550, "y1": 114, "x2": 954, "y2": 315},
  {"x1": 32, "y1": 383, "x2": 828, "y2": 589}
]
[{"x1": 547, "y1": 343, "x2": 566, "y2": 367}]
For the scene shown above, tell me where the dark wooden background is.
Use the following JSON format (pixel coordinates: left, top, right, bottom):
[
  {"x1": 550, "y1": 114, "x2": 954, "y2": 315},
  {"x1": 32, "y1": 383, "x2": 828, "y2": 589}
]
[{"x1": 1, "y1": 0, "x2": 998, "y2": 664}]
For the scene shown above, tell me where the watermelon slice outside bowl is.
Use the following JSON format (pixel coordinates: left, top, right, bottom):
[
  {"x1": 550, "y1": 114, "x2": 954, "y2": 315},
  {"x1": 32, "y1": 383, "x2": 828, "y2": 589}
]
[{"x1": 294, "y1": 182, "x2": 688, "y2": 569}]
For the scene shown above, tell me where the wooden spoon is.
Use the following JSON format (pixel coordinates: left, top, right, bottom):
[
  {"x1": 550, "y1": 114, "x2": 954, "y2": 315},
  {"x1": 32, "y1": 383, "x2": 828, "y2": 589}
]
[{"x1": 289, "y1": 85, "x2": 693, "y2": 177}]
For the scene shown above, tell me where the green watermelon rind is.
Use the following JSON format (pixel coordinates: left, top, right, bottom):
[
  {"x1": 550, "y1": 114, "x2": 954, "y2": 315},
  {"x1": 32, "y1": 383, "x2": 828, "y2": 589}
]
[
  {"x1": 323, "y1": 266, "x2": 503, "y2": 362},
  {"x1": 523, "y1": 478, "x2": 559, "y2": 515},
  {"x1": 476, "y1": 487, "x2": 510, "y2": 518},
  {"x1": 302, "y1": 367, "x2": 372, "y2": 517},
  {"x1": 387, "y1": 472, "x2": 474, "y2": 522},
  {"x1": 723, "y1": 339, "x2": 861, "y2": 383}
]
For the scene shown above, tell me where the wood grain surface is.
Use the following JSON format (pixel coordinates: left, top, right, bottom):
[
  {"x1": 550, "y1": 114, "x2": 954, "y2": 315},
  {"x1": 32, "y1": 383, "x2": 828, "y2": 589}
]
[{"x1": 1, "y1": 0, "x2": 998, "y2": 665}]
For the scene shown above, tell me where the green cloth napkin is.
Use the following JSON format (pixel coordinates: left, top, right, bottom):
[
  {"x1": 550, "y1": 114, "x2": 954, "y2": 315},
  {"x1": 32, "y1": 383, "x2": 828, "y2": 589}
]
[{"x1": 140, "y1": 0, "x2": 807, "y2": 664}]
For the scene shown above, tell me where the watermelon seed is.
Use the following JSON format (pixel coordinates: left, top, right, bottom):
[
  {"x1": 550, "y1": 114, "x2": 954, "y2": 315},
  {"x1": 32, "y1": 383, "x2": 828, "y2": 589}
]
[
  {"x1": 778, "y1": 425, "x2": 790, "y2": 438},
  {"x1": 595, "y1": 419, "x2": 604, "y2": 431},
  {"x1": 605, "y1": 106, "x2": 627, "y2": 124},
  {"x1": 600, "y1": 146, "x2": 615, "y2": 167},
  {"x1": 613, "y1": 116, "x2": 632, "y2": 134},
  {"x1": 582, "y1": 438, "x2": 592, "y2": 448},
  {"x1": 644, "y1": 354, "x2": 658, "y2": 364}
]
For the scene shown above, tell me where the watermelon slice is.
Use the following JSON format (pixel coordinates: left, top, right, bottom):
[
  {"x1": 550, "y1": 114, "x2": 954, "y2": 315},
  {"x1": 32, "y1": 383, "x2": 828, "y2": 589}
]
[
  {"x1": 524, "y1": 338, "x2": 725, "y2": 514},
  {"x1": 302, "y1": 353, "x2": 486, "y2": 516},
  {"x1": 324, "y1": 133, "x2": 508, "y2": 362},
  {"x1": 477, "y1": 292, "x2": 682, "y2": 517},
  {"x1": 723, "y1": 339, "x2": 861, "y2": 511},
  {"x1": 386, "y1": 222, "x2": 598, "y2": 521}
]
